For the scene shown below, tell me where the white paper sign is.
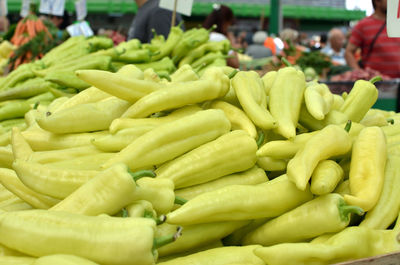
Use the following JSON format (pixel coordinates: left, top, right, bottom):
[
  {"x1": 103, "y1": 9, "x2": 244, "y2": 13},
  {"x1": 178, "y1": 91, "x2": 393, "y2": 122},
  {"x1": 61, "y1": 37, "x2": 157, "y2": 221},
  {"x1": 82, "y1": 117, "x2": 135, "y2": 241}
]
[
  {"x1": 75, "y1": 0, "x2": 87, "y2": 21},
  {"x1": 20, "y1": 0, "x2": 30, "y2": 17},
  {"x1": 0, "y1": 0, "x2": 7, "y2": 16},
  {"x1": 159, "y1": 0, "x2": 193, "y2": 17},
  {"x1": 66, "y1": 21, "x2": 93, "y2": 37},
  {"x1": 387, "y1": 0, "x2": 400, "y2": 37},
  {"x1": 40, "y1": 0, "x2": 65, "y2": 16}
]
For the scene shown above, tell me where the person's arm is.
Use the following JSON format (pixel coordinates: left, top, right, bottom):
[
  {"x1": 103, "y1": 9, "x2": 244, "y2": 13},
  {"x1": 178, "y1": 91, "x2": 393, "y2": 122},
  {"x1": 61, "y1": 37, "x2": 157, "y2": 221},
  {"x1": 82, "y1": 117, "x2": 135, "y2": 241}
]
[{"x1": 345, "y1": 39, "x2": 361, "y2": 70}]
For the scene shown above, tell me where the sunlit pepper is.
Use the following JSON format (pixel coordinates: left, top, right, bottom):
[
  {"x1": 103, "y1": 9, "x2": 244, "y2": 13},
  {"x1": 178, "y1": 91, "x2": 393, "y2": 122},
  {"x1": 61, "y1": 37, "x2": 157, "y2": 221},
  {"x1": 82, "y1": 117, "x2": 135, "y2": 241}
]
[
  {"x1": 242, "y1": 193, "x2": 363, "y2": 246},
  {"x1": 231, "y1": 71, "x2": 276, "y2": 130},
  {"x1": 102, "y1": 109, "x2": 231, "y2": 171},
  {"x1": 156, "y1": 130, "x2": 257, "y2": 189},
  {"x1": 268, "y1": 66, "x2": 306, "y2": 139},
  {"x1": 287, "y1": 124, "x2": 352, "y2": 191},
  {"x1": 344, "y1": 126, "x2": 387, "y2": 211},
  {"x1": 166, "y1": 174, "x2": 312, "y2": 225},
  {"x1": 304, "y1": 82, "x2": 334, "y2": 120}
]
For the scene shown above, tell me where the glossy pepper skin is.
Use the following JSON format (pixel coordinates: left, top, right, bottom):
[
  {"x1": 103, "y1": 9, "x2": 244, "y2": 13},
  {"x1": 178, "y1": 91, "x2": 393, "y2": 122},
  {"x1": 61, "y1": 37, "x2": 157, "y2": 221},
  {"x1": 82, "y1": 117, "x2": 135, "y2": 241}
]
[
  {"x1": 166, "y1": 174, "x2": 313, "y2": 225},
  {"x1": 157, "y1": 245, "x2": 265, "y2": 265},
  {"x1": 121, "y1": 67, "x2": 229, "y2": 119},
  {"x1": 310, "y1": 160, "x2": 344, "y2": 195},
  {"x1": 0, "y1": 210, "x2": 157, "y2": 265},
  {"x1": 359, "y1": 155, "x2": 400, "y2": 229},
  {"x1": 304, "y1": 82, "x2": 334, "y2": 120},
  {"x1": 156, "y1": 130, "x2": 257, "y2": 189},
  {"x1": 50, "y1": 164, "x2": 152, "y2": 216},
  {"x1": 156, "y1": 221, "x2": 249, "y2": 257},
  {"x1": 174, "y1": 166, "x2": 268, "y2": 201},
  {"x1": 37, "y1": 97, "x2": 130, "y2": 134},
  {"x1": 242, "y1": 193, "x2": 363, "y2": 246},
  {"x1": 0, "y1": 168, "x2": 60, "y2": 209},
  {"x1": 33, "y1": 254, "x2": 100, "y2": 265},
  {"x1": 232, "y1": 71, "x2": 276, "y2": 130},
  {"x1": 344, "y1": 126, "x2": 387, "y2": 211},
  {"x1": 287, "y1": 124, "x2": 352, "y2": 191},
  {"x1": 102, "y1": 109, "x2": 230, "y2": 171},
  {"x1": 339, "y1": 79, "x2": 379, "y2": 122},
  {"x1": 254, "y1": 226, "x2": 400, "y2": 265},
  {"x1": 13, "y1": 159, "x2": 99, "y2": 199},
  {"x1": 269, "y1": 67, "x2": 306, "y2": 139},
  {"x1": 210, "y1": 100, "x2": 257, "y2": 139}
]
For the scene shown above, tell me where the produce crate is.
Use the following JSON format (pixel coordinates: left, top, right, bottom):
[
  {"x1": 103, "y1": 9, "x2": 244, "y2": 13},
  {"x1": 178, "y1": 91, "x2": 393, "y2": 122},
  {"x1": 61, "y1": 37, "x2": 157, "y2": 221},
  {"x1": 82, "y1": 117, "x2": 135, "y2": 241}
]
[
  {"x1": 334, "y1": 251, "x2": 400, "y2": 264},
  {"x1": 322, "y1": 79, "x2": 400, "y2": 112}
]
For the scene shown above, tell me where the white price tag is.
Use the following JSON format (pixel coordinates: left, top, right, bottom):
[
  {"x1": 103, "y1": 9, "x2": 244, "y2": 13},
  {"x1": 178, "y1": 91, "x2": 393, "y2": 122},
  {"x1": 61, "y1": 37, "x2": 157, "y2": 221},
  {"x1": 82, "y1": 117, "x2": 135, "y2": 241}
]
[
  {"x1": 0, "y1": 0, "x2": 7, "y2": 16},
  {"x1": 159, "y1": 0, "x2": 193, "y2": 17},
  {"x1": 66, "y1": 21, "x2": 93, "y2": 37},
  {"x1": 20, "y1": 0, "x2": 30, "y2": 17},
  {"x1": 387, "y1": 0, "x2": 400, "y2": 37},
  {"x1": 75, "y1": 0, "x2": 87, "y2": 21},
  {"x1": 40, "y1": 0, "x2": 65, "y2": 16}
]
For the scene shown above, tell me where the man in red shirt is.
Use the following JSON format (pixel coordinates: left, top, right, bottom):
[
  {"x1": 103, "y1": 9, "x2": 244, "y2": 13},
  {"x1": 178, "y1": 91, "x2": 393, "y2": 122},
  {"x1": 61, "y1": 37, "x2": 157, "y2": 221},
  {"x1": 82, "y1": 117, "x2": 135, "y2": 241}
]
[{"x1": 345, "y1": 0, "x2": 400, "y2": 78}]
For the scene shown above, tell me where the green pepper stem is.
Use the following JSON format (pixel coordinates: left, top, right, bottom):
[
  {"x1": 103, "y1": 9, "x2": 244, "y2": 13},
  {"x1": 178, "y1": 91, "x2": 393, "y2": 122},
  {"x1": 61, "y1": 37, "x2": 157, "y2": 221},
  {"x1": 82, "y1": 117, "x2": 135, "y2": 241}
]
[
  {"x1": 121, "y1": 208, "x2": 129, "y2": 218},
  {"x1": 339, "y1": 201, "x2": 364, "y2": 222},
  {"x1": 207, "y1": 24, "x2": 217, "y2": 33},
  {"x1": 128, "y1": 169, "x2": 156, "y2": 181},
  {"x1": 153, "y1": 226, "x2": 182, "y2": 249},
  {"x1": 174, "y1": 196, "x2": 188, "y2": 205},
  {"x1": 33, "y1": 102, "x2": 39, "y2": 109},
  {"x1": 143, "y1": 210, "x2": 154, "y2": 219},
  {"x1": 387, "y1": 118, "x2": 395, "y2": 125},
  {"x1": 256, "y1": 131, "x2": 265, "y2": 148},
  {"x1": 157, "y1": 215, "x2": 167, "y2": 225},
  {"x1": 344, "y1": 120, "x2": 352, "y2": 132},
  {"x1": 228, "y1": 69, "x2": 239, "y2": 79},
  {"x1": 369, "y1": 76, "x2": 382, "y2": 84},
  {"x1": 281, "y1": 57, "x2": 292, "y2": 67}
]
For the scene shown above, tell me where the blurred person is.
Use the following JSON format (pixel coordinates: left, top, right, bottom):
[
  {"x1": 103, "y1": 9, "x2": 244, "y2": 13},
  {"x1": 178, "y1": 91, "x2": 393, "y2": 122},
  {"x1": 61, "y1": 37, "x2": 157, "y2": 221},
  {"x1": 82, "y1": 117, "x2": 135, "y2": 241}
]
[
  {"x1": 345, "y1": 0, "x2": 400, "y2": 78},
  {"x1": 246, "y1": 31, "x2": 272, "y2": 59},
  {"x1": 203, "y1": 4, "x2": 239, "y2": 68},
  {"x1": 279, "y1": 28, "x2": 309, "y2": 64},
  {"x1": 127, "y1": 0, "x2": 184, "y2": 43},
  {"x1": 0, "y1": 16, "x2": 9, "y2": 33},
  {"x1": 264, "y1": 34, "x2": 277, "y2": 55},
  {"x1": 321, "y1": 28, "x2": 346, "y2": 65},
  {"x1": 319, "y1": 33, "x2": 328, "y2": 49}
]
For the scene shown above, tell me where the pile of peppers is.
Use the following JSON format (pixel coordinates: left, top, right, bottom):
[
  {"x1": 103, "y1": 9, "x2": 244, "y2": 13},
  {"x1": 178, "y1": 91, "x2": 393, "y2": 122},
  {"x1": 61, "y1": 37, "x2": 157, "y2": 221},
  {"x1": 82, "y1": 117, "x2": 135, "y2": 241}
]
[{"x1": 0, "y1": 36, "x2": 399, "y2": 265}]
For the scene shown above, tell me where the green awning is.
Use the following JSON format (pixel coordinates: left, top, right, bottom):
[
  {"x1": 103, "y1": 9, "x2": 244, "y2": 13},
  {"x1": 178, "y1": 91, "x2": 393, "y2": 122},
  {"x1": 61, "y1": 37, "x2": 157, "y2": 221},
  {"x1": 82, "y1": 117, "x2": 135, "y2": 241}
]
[{"x1": 6, "y1": 0, "x2": 366, "y2": 21}]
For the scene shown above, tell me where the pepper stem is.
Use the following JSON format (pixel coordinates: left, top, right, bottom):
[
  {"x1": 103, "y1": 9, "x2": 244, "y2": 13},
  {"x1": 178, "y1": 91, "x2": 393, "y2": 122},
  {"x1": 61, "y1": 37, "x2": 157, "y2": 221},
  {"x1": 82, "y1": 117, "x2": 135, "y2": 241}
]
[
  {"x1": 128, "y1": 169, "x2": 156, "y2": 181},
  {"x1": 228, "y1": 69, "x2": 239, "y2": 79},
  {"x1": 344, "y1": 120, "x2": 352, "y2": 132},
  {"x1": 387, "y1": 118, "x2": 395, "y2": 125},
  {"x1": 121, "y1": 208, "x2": 129, "y2": 218},
  {"x1": 174, "y1": 196, "x2": 188, "y2": 205},
  {"x1": 339, "y1": 200, "x2": 364, "y2": 222},
  {"x1": 281, "y1": 57, "x2": 292, "y2": 67},
  {"x1": 33, "y1": 102, "x2": 40, "y2": 109},
  {"x1": 256, "y1": 130, "x2": 265, "y2": 148},
  {"x1": 153, "y1": 226, "x2": 183, "y2": 249},
  {"x1": 369, "y1": 76, "x2": 382, "y2": 84},
  {"x1": 143, "y1": 210, "x2": 155, "y2": 219},
  {"x1": 157, "y1": 215, "x2": 167, "y2": 225}
]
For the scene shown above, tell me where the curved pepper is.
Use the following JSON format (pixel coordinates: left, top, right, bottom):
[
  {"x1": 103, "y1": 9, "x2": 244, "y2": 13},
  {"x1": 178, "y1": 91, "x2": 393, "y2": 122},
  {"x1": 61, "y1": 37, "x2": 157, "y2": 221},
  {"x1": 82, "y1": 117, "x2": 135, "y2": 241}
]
[
  {"x1": 310, "y1": 160, "x2": 344, "y2": 195},
  {"x1": 242, "y1": 193, "x2": 363, "y2": 246},
  {"x1": 260, "y1": 70, "x2": 277, "y2": 96},
  {"x1": 287, "y1": 124, "x2": 352, "y2": 191},
  {"x1": 166, "y1": 174, "x2": 313, "y2": 225},
  {"x1": 210, "y1": 100, "x2": 257, "y2": 139},
  {"x1": 299, "y1": 104, "x2": 349, "y2": 131},
  {"x1": 0, "y1": 210, "x2": 164, "y2": 265},
  {"x1": 344, "y1": 126, "x2": 387, "y2": 211},
  {"x1": 29, "y1": 145, "x2": 103, "y2": 164},
  {"x1": 170, "y1": 64, "x2": 199, "y2": 83},
  {"x1": 102, "y1": 109, "x2": 231, "y2": 171},
  {"x1": 0, "y1": 256, "x2": 36, "y2": 264},
  {"x1": 339, "y1": 77, "x2": 380, "y2": 122},
  {"x1": 121, "y1": 67, "x2": 229, "y2": 118},
  {"x1": 254, "y1": 226, "x2": 400, "y2": 265},
  {"x1": 0, "y1": 168, "x2": 60, "y2": 209},
  {"x1": 125, "y1": 200, "x2": 157, "y2": 219},
  {"x1": 0, "y1": 145, "x2": 13, "y2": 168},
  {"x1": 37, "y1": 96, "x2": 130, "y2": 134},
  {"x1": 268, "y1": 66, "x2": 306, "y2": 139},
  {"x1": 157, "y1": 245, "x2": 265, "y2": 265},
  {"x1": 360, "y1": 154, "x2": 400, "y2": 229},
  {"x1": 151, "y1": 25, "x2": 183, "y2": 61},
  {"x1": 256, "y1": 156, "x2": 288, "y2": 172},
  {"x1": 156, "y1": 130, "x2": 257, "y2": 189},
  {"x1": 50, "y1": 164, "x2": 154, "y2": 216},
  {"x1": 304, "y1": 82, "x2": 334, "y2": 120},
  {"x1": 232, "y1": 71, "x2": 276, "y2": 130},
  {"x1": 12, "y1": 159, "x2": 99, "y2": 199},
  {"x1": 174, "y1": 166, "x2": 268, "y2": 201}
]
